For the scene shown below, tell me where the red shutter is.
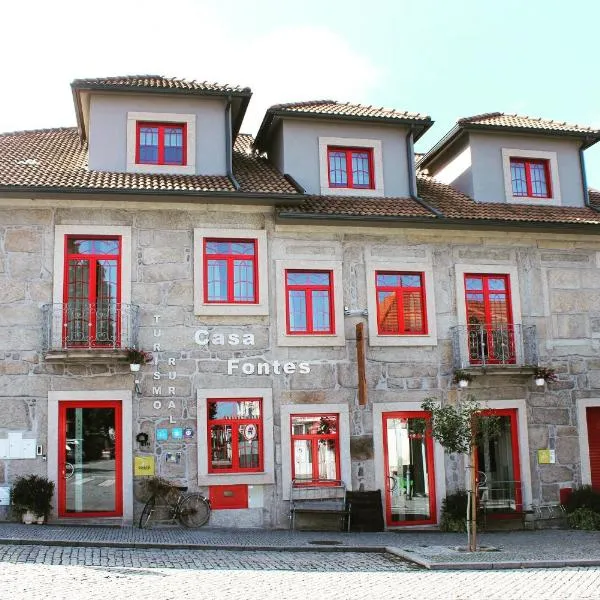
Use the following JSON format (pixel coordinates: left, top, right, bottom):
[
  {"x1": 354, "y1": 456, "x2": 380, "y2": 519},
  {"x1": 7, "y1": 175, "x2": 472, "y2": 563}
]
[{"x1": 586, "y1": 408, "x2": 600, "y2": 490}]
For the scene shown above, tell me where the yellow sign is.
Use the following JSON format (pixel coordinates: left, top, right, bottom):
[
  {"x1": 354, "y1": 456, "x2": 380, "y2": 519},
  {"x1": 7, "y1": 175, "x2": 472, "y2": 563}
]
[
  {"x1": 537, "y1": 449, "x2": 555, "y2": 464},
  {"x1": 134, "y1": 455, "x2": 155, "y2": 476}
]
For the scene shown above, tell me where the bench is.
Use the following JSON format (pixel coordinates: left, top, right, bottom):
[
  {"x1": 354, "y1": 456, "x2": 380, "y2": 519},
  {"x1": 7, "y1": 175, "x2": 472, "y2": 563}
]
[{"x1": 290, "y1": 479, "x2": 350, "y2": 532}]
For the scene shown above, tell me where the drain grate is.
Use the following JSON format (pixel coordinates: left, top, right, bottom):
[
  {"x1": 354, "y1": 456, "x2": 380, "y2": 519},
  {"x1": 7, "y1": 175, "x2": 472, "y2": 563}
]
[{"x1": 308, "y1": 540, "x2": 343, "y2": 546}]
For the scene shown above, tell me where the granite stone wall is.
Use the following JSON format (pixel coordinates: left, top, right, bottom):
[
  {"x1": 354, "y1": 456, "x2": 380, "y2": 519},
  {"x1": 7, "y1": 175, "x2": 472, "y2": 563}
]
[{"x1": 1, "y1": 202, "x2": 599, "y2": 525}]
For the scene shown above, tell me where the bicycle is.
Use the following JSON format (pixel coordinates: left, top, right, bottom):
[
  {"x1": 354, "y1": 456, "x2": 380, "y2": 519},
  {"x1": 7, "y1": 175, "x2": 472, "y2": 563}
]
[{"x1": 139, "y1": 478, "x2": 211, "y2": 529}]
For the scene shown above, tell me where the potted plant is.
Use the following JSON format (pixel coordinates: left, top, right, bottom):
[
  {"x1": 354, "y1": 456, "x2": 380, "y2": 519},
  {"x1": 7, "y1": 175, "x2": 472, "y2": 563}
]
[
  {"x1": 533, "y1": 366, "x2": 557, "y2": 386},
  {"x1": 125, "y1": 347, "x2": 153, "y2": 372},
  {"x1": 10, "y1": 474, "x2": 55, "y2": 524},
  {"x1": 452, "y1": 369, "x2": 475, "y2": 388}
]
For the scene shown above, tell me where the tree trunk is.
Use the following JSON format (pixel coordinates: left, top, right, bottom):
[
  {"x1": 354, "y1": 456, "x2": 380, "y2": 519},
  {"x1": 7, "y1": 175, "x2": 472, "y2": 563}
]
[{"x1": 469, "y1": 443, "x2": 478, "y2": 552}]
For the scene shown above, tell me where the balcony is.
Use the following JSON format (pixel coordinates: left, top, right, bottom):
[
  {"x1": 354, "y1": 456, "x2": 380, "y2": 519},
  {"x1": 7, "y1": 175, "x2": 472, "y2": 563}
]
[
  {"x1": 42, "y1": 303, "x2": 140, "y2": 362},
  {"x1": 450, "y1": 323, "x2": 537, "y2": 371}
]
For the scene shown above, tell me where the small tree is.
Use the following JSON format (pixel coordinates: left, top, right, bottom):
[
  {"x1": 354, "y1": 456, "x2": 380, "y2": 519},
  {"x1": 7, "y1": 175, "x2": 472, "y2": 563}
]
[{"x1": 421, "y1": 395, "x2": 501, "y2": 551}]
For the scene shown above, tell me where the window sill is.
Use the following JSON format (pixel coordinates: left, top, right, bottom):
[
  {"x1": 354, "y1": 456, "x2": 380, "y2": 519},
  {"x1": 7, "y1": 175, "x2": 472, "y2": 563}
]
[
  {"x1": 368, "y1": 334, "x2": 437, "y2": 347},
  {"x1": 198, "y1": 472, "x2": 274, "y2": 486},
  {"x1": 506, "y1": 195, "x2": 560, "y2": 207},
  {"x1": 44, "y1": 349, "x2": 129, "y2": 363},
  {"x1": 319, "y1": 186, "x2": 383, "y2": 197}
]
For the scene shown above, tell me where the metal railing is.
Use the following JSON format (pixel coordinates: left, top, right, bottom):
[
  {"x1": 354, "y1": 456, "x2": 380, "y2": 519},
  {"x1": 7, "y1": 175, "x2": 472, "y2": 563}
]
[
  {"x1": 42, "y1": 303, "x2": 139, "y2": 352},
  {"x1": 479, "y1": 478, "x2": 523, "y2": 513},
  {"x1": 450, "y1": 323, "x2": 537, "y2": 369}
]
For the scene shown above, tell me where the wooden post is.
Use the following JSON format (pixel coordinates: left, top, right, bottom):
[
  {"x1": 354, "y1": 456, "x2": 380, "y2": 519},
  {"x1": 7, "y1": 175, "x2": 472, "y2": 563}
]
[{"x1": 356, "y1": 323, "x2": 368, "y2": 406}]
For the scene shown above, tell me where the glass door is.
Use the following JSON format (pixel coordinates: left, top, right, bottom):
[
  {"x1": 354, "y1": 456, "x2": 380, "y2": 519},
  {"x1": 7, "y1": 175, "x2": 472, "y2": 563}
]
[
  {"x1": 477, "y1": 408, "x2": 522, "y2": 513},
  {"x1": 383, "y1": 411, "x2": 436, "y2": 526},
  {"x1": 58, "y1": 401, "x2": 122, "y2": 517}
]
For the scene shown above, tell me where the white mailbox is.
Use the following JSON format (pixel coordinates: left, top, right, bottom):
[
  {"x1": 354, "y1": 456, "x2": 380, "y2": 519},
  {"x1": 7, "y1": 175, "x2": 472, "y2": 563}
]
[
  {"x1": 0, "y1": 487, "x2": 10, "y2": 506},
  {"x1": 0, "y1": 433, "x2": 38, "y2": 459}
]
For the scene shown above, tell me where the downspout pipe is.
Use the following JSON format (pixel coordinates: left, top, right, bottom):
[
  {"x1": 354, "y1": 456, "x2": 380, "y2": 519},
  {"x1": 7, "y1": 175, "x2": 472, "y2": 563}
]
[
  {"x1": 405, "y1": 127, "x2": 443, "y2": 217},
  {"x1": 225, "y1": 97, "x2": 241, "y2": 191},
  {"x1": 579, "y1": 137, "x2": 596, "y2": 210}
]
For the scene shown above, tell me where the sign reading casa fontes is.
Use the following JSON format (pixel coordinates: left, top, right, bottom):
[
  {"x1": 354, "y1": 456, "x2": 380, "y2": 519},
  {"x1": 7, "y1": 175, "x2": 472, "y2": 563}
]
[{"x1": 194, "y1": 329, "x2": 311, "y2": 375}]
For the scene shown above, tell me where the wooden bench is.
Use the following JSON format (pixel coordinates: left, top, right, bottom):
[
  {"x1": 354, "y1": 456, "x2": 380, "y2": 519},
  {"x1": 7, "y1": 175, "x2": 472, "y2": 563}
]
[{"x1": 290, "y1": 479, "x2": 350, "y2": 532}]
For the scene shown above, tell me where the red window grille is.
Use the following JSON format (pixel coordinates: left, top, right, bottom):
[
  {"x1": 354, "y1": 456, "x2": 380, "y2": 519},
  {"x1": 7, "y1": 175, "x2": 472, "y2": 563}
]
[
  {"x1": 328, "y1": 147, "x2": 374, "y2": 189},
  {"x1": 136, "y1": 122, "x2": 186, "y2": 166},
  {"x1": 510, "y1": 158, "x2": 551, "y2": 198},
  {"x1": 285, "y1": 270, "x2": 334, "y2": 334},
  {"x1": 291, "y1": 414, "x2": 340, "y2": 482},
  {"x1": 63, "y1": 236, "x2": 121, "y2": 348},
  {"x1": 465, "y1": 274, "x2": 515, "y2": 364},
  {"x1": 375, "y1": 272, "x2": 427, "y2": 335},
  {"x1": 203, "y1": 239, "x2": 258, "y2": 303},
  {"x1": 207, "y1": 399, "x2": 263, "y2": 473}
]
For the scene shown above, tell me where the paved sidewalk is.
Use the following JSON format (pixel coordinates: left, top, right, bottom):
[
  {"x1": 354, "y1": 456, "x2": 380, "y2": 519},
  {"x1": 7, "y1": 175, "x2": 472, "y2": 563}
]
[{"x1": 0, "y1": 523, "x2": 599, "y2": 570}]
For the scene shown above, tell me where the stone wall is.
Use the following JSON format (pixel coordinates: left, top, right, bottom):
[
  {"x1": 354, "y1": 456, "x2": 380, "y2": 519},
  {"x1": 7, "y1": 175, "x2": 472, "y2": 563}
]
[{"x1": 0, "y1": 200, "x2": 599, "y2": 525}]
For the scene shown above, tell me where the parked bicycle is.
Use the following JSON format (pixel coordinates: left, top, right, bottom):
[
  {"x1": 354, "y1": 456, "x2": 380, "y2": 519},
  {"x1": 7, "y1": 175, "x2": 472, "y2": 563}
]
[{"x1": 139, "y1": 477, "x2": 211, "y2": 529}]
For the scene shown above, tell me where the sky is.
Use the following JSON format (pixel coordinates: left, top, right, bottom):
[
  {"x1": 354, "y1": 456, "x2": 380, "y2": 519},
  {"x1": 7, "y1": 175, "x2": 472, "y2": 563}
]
[{"x1": 2, "y1": 0, "x2": 599, "y2": 187}]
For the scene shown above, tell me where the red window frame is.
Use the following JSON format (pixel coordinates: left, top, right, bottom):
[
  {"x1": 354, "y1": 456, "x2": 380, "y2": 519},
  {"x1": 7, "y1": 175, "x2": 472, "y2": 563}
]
[
  {"x1": 285, "y1": 270, "x2": 335, "y2": 335},
  {"x1": 203, "y1": 238, "x2": 258, "y2": 304},
  {"x1": 375, "y1": 271, "x2": 427, "y2": 335},
  {"x1": 464, "y1": 273, "x2": 515, "y2": 365},
  {"x1": 477, "y1": 408, "x2": 522, "y2": 512},
  {"x1": 135, "y1": 121, "x2": 187, "y2": 166},
  {"x1": 57, "y1": 400, "x2": 123, "y2": 518},
  {"x1": 327, "y1": 146, "x2": 374, "y2": 189},
  {"x1": 63, "y1": 236, "x2": 122, "y2": 348},
  {"x1": 290, "y1": 414, "x2": 341, "y2": 483},
  {"x1": 207, "y1": 398, "x2": 263, "y2": 474},
  {"x1": 509, "y1": 158, "x2": 552, "y2": 198}
]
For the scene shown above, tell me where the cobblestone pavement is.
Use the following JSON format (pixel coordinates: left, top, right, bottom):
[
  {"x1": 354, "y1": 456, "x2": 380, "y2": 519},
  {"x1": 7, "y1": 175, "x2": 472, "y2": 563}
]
[
  {"x1": 1, "y1": 524, "x2": 600, "y2": 568},
  {"x1": 1, "y1": 544, "x2": 600, "y2": 599}
]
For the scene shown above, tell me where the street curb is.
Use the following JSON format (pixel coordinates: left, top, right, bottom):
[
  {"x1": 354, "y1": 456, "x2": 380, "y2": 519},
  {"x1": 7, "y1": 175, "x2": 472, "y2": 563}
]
[
  {"x1": 0, "y1": 537, "x2": 385, "y2": 554},
  {"x1": 385, "y1": 547, "x2": 600, "y2": 570}
]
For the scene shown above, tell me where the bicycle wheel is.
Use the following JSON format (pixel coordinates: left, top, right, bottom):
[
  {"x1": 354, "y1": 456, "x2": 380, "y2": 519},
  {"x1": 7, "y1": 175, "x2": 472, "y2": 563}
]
[
  {"x1": 178, "y1": 494, "x2": 210, "y2": 527},
  {"x1": 139, "y1": 496, "x2": 156, "y2": 529}
]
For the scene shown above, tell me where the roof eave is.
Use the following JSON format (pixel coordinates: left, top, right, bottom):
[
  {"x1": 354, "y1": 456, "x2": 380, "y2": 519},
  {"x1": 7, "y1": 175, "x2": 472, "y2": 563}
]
[
  {"x1": 0, "y1": 185, "x2": 304, "y2": 205},
  {"x1": 275, "y1": 210, "x2": 600, "y2": 232},
  {"x1": 255, "y1": 110, "x2": 433, "y2": 152}
]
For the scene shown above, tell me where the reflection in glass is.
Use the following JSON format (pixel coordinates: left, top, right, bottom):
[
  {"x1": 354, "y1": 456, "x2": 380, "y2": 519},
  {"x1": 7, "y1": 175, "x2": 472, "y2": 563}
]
[
  {"x1": 385, "y1": 415, "x2": 433, "y2": 524},
  {"x1": 63, "y1": 407, "x2": 117, "y2": 514}
]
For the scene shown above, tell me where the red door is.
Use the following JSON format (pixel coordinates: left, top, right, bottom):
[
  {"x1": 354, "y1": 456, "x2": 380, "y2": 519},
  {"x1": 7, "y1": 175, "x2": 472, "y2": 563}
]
[
  {"x1": 382, "y1": 411, "x2": 436, "y2": 526},
  {"x1": 586, "y1": 408, "x2": 600, "y2": 490},
  {"x1": 58, "y1": 401, "x2": 122, "y2": 518},
  {"x1": 465, "y1": 274, "x2": 515, "y2": 364}
]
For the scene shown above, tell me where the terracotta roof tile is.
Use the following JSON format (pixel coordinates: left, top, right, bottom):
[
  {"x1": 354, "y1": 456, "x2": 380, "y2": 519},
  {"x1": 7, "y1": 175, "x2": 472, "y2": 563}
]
[
  {"x1": 71, "y1": 75, "x2": 251, "y2": 95},
  {"x1": 0, "y1": 128, "x2": 296, "y2": 196},
  {"x1": 458, "y1": 112, "x2": 599, "y2": 136},
  {"x1": 255, "y1": 100, "x2": 432, "y2": 150},
  {"x1": 277, "y1": 176, "x2": 600, "y2": 226},
  {"x1": 417, "y1": 176, "x2": 600, "y2": 225},
  {"x1": 277, "y1": 195, "x2": 435, "y2": 219},
  {"x1": 268, "y1": 100, "x2": 430, "y2": 122}
]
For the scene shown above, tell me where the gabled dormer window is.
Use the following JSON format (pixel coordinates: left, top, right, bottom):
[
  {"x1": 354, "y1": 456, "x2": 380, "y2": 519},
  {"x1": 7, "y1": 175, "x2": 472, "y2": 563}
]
[
  {"x1": 136, "y1": 122, "x2": 186, "y2": 166},
  {"x1": 501, "y1": 149, "x2": 561, "y2": 206},
  {"x1": 510, "y1": 158, "x2": 551, "y2": 198},
  {"x1": 328, "y1": 147, "x2": 374, "y2": 189},
  {"x1": 127, "y1": 112, "x2": 196, "y2": 175},
  {"x1": 318, "y1": 137, "x2": 384, "y2": 197}
]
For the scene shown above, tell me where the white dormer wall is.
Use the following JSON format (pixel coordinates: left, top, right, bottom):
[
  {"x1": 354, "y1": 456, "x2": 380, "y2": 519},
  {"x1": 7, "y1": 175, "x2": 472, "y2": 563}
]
[
  {"x1": 430, "y1": 132, "x2": 586, "y2": 207},
  {"x1": 87, "y1": 93, "x2": 228, "y2": 175},
  {"x1": 469, "y1": 132, "x2": 585, "y2": 207},
  {"x1": 275, "y1": 119, "x2": 413, "y2": 197}
]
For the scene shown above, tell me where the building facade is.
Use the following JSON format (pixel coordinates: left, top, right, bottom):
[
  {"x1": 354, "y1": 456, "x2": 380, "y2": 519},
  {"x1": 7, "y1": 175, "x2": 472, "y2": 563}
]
[{"x1": 1, "y1": 75, "x2": 600, "y2": 528}]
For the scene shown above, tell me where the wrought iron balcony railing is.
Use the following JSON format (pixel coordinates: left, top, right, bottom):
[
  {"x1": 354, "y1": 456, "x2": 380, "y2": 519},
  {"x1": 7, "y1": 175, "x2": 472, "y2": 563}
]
[
  {"x1": 450, "y1": 323, "x2": 537, "y2": 369},
  {"x1": 42, "y1": 303, "x2": 139, "y2": 354}
]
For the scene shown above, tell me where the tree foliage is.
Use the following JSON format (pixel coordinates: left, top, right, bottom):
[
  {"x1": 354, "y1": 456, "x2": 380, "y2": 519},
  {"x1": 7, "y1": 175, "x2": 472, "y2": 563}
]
[{"x1": 421, "y1": 395, "x2": 503, "y2": 455}]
